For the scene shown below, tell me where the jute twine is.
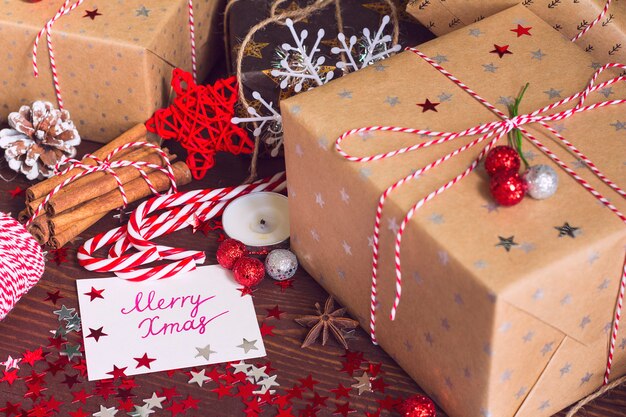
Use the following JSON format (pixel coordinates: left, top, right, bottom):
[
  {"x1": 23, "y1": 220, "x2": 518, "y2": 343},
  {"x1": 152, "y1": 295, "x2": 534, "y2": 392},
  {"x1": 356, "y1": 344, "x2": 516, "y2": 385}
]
[
  {"x1": 565, "y1": 375, "x2": 626, "y2": 416},
  {"x1": 224, "y1": 0, "x2": 399, "y2": 182}
]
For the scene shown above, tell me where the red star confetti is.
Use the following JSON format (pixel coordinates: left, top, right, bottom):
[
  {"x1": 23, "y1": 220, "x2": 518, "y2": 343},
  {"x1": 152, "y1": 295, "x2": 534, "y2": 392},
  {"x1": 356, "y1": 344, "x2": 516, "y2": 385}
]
[
  {"x1": 134, "y1": 353, "x2": 156, "y2": 369},
  {"x1": 94, "y1": 380, "x2": 116, "y2": 400},
  {"x1": 69, "y1": 408, "x2": 89, "y2": 417},
  {"x1": 83, "y1": 8, "x2": 102, "y2": 19},
  {"x1": 119, "y1": 378, "x2": 138, "y2": 390},
  {"x1": 368, "y1": 362, "x2": 383, "y2": 378},
  {"x1": 299, "y1": 375, "x2": 320, "y2": 391},
  {"x1": 371, "y1": 377, "x2": 388, "y2": 393},
  {"x1": 84, "y1": 286, "x2": 104, "y2": 301},
  {"x1": 106, "y1": 365, "x2": 128, "y2": 381},
  {"x1": 71, "y1": 389, "x2": 92, "y2": 404},
  {"x1": 331, "y1": 383, "x2": 351, "y2": 399},
  {"x1": 266, "y1": 305, "x2": 284, "y2": 320},
  {"x1": 159, "y1": 386, "x2": 182, "y2": 402},
  {"x1": 43, "y1": 290, "x2": 64, "y2": 305},
  {"x1": 416, "y1": 99, "x2": 439, "y2": 112},
  {"x1": 27, "y1": 404, "x2": 48, "y2": 417},
  {"x1": 182, "y1": 394, "x2": 200, "y2": 410},
  {"x1": 333, "y1": 402, "x2": 355, "y2": 417},
  {"x1": 0, "y1": 401, "x2": 21, "y2": 416},
  {"x1": 310, "y1": 392, "x2": 328, "y2": 408},
  {"x1": 117, "y1": 398, "x2": 135, "y2": 412},
  {"x1": 299, "y1": 404, "x2": 319, "y2": 417},
  {"x1": 260, "y1": 323, "x2": 276, "y2": 337},
  {"x1": 490, "y1": 44, "x2": 513, "y2": 58},
  {"x1": 41, "y1": 396, "x2": 62, "y2": 413},
  {"x1": 47, "y1": 336, "x2": 66, "y2": 350},
  {"x1": 7, "y1": 186, "x2": 25, "y2": 199},
  {"x1": 86, "y1": 326, "x2": 108, "y2": 342},
  {"x1": 274, "y1": 394, "x2": 290, "y2": 408},
  {"x1": 211, "y1": 383, "x2": 233, "y2": 399},
  {"x1": 25, "y1": 370, "x2": 46, "y2": 385},
  {"x1": 45, "y1": 360, "x2": 65, "y2": 376},
  {"x1": 166, "y1": 400, "x2": 186, "y2": 416},
  {"x1": 72, "y1": 359, "x2": 88, "y2": 377},
  {"x1": 510, "y1": 24, "x2": 532, "y2": 37},
  {"x1": 49, "y1": 247, "x2": 69, "y2": 265},
  {"x1": 238, "y1": 287, "x2": 255, "y2": 297},
  {"x1": 378, "y1": 395, "x2": 400, "y2": 411},
  {"x1": 286, "y1": 385, "x2": 304, "y2": 399},
  {"x1": 22, "y1": 347, "x2": 46, "y2": 366},
  {"x1": 24, "y1": 381, "x2": 47, "y2": 400},
  {"x1": 365, "y1": 410, "x2": 381, "y2": 417},
  {"x1": 274, "y1": 279, "x2": 294, "y2": 292},
  {"x1": 0, "y1": 369, "x2": 19, "y2": 385},
  {"x1": 277, "y1": 407, "x2": 296, "y2": 417},
  {"x1": 116, "y1": 388, "x2": 135, "y2": 400}
]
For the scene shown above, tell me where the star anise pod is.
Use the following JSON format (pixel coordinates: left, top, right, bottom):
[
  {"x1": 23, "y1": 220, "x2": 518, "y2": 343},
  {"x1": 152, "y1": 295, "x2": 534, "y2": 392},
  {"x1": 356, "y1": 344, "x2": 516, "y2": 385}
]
[{"x1": 295, "y1": 296, "x2": 359, "y2": 349}]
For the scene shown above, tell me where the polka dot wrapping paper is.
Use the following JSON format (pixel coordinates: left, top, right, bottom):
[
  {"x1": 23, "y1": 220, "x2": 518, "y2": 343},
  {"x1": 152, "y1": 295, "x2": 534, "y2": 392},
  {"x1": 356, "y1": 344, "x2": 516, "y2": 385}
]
[{"x1": 0, "y1": 0, "x2": 224, "y2": 143}]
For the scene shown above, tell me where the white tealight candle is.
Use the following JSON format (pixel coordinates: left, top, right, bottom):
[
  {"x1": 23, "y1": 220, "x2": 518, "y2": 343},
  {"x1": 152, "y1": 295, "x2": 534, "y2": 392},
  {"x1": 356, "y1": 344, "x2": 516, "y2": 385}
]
[{"x1": 222, "y1": 192, "x2": 290, "y2": 247}]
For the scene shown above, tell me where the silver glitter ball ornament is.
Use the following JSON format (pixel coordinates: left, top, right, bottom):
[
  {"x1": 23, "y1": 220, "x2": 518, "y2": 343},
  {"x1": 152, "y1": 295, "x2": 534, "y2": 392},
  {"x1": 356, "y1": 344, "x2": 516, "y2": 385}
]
[
  {"x1": 523, "y1": 164, "x2": 558, "y2": 200},
  {"x1": 265, "y1": 249, "x2": 298, "y2": 281}
]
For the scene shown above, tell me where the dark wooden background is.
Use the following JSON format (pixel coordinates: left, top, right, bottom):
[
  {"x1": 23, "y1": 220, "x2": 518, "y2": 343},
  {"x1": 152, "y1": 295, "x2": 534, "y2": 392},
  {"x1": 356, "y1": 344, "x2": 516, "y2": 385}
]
[{"x1": 0, "y1": 139, "x2": 625, "y2": 417}]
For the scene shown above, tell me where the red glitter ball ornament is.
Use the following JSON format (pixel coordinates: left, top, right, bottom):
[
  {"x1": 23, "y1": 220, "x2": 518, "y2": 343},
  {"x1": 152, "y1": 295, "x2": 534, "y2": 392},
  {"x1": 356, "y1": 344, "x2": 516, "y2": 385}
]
[
  {"x1": 216, "y1": 238, "x2": 248, "y2": 270},
  {"x1": 490, "y1": 171, "x2": 527, "y2": 206},
  {"x1": 233, "y1": 257, "x2": 265, "y2": 287},
  {"x1": 484, "y1": 146, "x2": 521, "y2": 177},
  {"x1": 397, "y1": 395, "x2": 436, "y2": 417}
]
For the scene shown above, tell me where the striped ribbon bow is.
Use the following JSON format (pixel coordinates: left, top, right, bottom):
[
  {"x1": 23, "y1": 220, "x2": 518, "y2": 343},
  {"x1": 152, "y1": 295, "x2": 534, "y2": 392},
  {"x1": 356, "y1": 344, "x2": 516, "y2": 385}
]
[
  {"x1": 335, "y1": 47, "x2": 626, "y2": 385},
  {"x1": 32, "y1": 0, "x2": 198, "y2": 110},
  {"x1": 25, "y1": 141, "x2": 177, "y2": 228}
]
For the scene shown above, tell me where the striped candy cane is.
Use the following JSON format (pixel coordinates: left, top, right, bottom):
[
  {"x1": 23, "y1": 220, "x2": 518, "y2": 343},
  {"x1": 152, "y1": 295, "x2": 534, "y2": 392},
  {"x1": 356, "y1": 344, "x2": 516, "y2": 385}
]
[
  {"x1": 77, "y1": 172, "x2": 287, "y2": 281},
  {"x1": 335, "y1": 48, "x2": 626, "y2": 383}
]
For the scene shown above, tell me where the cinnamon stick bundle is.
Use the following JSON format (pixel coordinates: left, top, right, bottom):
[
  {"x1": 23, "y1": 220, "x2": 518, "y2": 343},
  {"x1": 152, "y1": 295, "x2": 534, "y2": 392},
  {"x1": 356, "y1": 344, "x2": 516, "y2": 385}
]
[
  {"x1": 48, "y1": 161, "x2": 191, "y2": 237},
  {"x1": 26, "y1": 123, "x2": 149, "y2": 202},
  {"x1": 28, "y1": 215, "x2": 50, "y2": 245},
  {"x1": 48, "y1": 213, "x2": 109, "y2": 249}
]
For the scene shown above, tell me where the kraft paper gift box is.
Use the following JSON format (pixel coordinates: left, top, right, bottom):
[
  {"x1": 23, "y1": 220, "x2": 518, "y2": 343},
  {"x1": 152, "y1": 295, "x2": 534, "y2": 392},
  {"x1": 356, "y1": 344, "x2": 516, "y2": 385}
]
[
  {"x1": 406, "y1": 0, "x2": 626, "y2": 65},
  {"x1": 281, "y1": 4, "x2": 626, "y2": 417},
  {"x1": 0, "y1": 0, "x2": 225, "y2": 143}
]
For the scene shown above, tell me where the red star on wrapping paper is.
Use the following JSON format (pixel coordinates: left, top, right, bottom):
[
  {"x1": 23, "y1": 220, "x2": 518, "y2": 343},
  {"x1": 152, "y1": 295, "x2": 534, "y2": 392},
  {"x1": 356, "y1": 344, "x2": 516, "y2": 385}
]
[
  {"x1": 266, "y1": 305, "x2": 284, "y2": 320},
  {"x1": 7, "y1": 186, "x2": 25, "y2": 199},
  {"x1": 510, "y1": 24, "x2": 532, "y2": 37},
  {"x1": 333, "y1": 402, "x2": 355, "y2": 417},
  {"x1": 69, "y1": 408, "x2": 89, "y2": 417},
  {"x1": 71, "y1": 389, "x2": 92, "y2": 404},
  {"x1": 83, "y1": 8, "x2": 102, "y2": 19},
  {"x1": 49, "y1": 248, "x2": 68, "y2": 265},
  {"x1": 274, "y1": 278, "x2": 294, "y2": 292},
  {"x1": 22, "y1": 347, "x2": 46, "y2": 366},
  {"x1": 260, "y1": 323, "x2": 275, "y2": 337},
  {"x1": 331, "y1": 383, "x2": 351, "y2": 399},
  {"x1": 310, "y1": 392, "x2": 329, "y2": 408},
  {"x1": 145, "y1": 70, "x2": 254, "y2": 180},
  {"x1": 134, "y1": 353, "x2": 156, "y2": 369},
  {"x1": 238, "y1": 287, "x2": 255, "y2": 297},
  {"x1": 276, "y1": 407, "x2": 296, "y2": 417},
  {"x1": 106, "y1": 365, "x2": 128, "y2": 380},
  {"x1": 84, "y1": 287, "x2": 105, "y2": 301},
  {"x1": 181, "y1": 394, "x2": 200, "y2": 410},
  {"x1": 43, "y1": 290, "x2": 64, "y2": 305},
  {"x1": 298, "y1": 375, "x2": 320, "y2": 391},
  {"x1": 0, "y1": 401, "x2": 21, "y2": 416},
  {"x1": 86, "y1": 327, "x2": 108, "y2": 342},
  {"x1": 416, "y1": 99, "x2": 439, "y2": 112},
  {"x1": 490, "y1": 44, "x2": 513, "y2": 58}
]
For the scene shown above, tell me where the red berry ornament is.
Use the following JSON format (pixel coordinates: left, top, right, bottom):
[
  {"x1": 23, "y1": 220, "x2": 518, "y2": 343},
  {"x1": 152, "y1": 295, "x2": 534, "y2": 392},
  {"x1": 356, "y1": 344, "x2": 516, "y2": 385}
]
[
  {"x1": 233, "y1": 257, "x2": 265, "y2": 287},
  {"x1": 397, "y1": 395, "x2": 436, "y2": 417},
  {"x1": 490, "y1": 171, "x2": 527, "y2": 206},
  {"x1": 484, "y1": 146, "x2": 521, "y2": 177},
  {"x1": 216, "y1": 238, "x2": 248, "y2": 270}
]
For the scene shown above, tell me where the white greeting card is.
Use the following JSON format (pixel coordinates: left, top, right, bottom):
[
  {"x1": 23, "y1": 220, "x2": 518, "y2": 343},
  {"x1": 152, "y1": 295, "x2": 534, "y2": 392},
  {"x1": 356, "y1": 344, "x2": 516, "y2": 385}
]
[{"x1": 76, "y1": 265, "x2": 266, "y2": 381}]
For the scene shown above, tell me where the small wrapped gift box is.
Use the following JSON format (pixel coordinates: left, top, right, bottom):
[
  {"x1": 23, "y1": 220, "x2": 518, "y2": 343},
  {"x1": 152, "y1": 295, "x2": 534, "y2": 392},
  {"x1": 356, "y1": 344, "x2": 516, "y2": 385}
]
[
  {"x1": 0, "y1": 0, "x2": 225, "y2": 142},
  {"x1": 406, "y1": 0, "x2": 626, "y2": 64},
  {"x1": 281, "y1": 4, "x2": 626, "y2": 417}
]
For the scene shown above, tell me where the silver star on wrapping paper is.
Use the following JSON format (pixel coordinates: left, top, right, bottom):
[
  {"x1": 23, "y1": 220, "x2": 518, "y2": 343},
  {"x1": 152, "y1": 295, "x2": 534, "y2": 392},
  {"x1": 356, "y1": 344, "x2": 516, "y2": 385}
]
[
  {"x1": 496, "y1": 236, "x2": 518, "y2": 252},
  {"x1": 237, "y1": 338, "x2": 258, "y2": 354},
  {"x1": 555, "y1": 222, "x2": 580, "y2": 238},
  {"x1": 515, "y1": 386, "x2": 527, "y2": 399},
  {"x1": 352, "y1": 372, "x2": 372, "y2": 395},
  {"x1": 580, "y1": 372, "x2": 593, "y2": 385},
  {"x1": 128, "y1": 404, "x2": 155, "y2": 417},
  {"x1": 374, "y1": 62, "x2": 387, "y2": 71},
  {"x1": 543, "y1": 88, "x2": 562, "y2": 99},
  {"x1": 342, "y1": 241, "x2": 352, "y2": 255},
  {"x1": 619, "y1": 338, "x2": 626, "y2": 350},
  {"x1": 340, "y1": 188, "x2": 350, "y2": 203},
  {"x1": 93, "y1": 405, "x2": 118, "y2": 417},
  {"x1": 385, "y1": 96, "x2": 400, "y2": 106},
  {"x1": 432, "y1": 54, "x2": 448, "y2": 64},
  {"x1": 522, "y1": 331, "x2": 534, "y2": 343},
  {"x1": 194, "y1": 344, "x2": 217, "y2": 361},
  {"x1": 143, "y1": 393, "x2": 166, "y2": 409},
  {"x1": 135, "y1": 6, "x2": 150, "y2": 17},
  {"x1": 598, "y1": 279, "x2": 610, "y2": 290},
  {"x1": 610, "y1": 120, "x2": 626, "y2": 131},
  {"x1": 579, "y1": 315, "x2": 591, "y2": 329},
  {"x1": 469, "y1": 28, "x2": 484, "y2": 37},
  {"x1": 598, "y1": 87, "x2": 614, "y2": 98},
  {"x1": 483, "y1": 63, "x2": 498, "y2": 73},
  {"x1": 338, "y1": 89, "x2": 353, "y2": 99},
  {"x1": 53, "y1": 305, "x2": 75, "y2": 321},
  {"x1": 560, "y1": 363, "x2": 571, "y2": 377},
  {"x1": 530, "y1": 49, "x2": 546, "y2": 60},
  {"x1": 539, "y1": 401, "x2": 551, "y2": 411},
  {"x1": 438, "y1": 92, "x2": 453, "y2": 102},
  {"x1": 315, "y1": 193, "x2": 325, "y2": 208},
  {"x1": 188, "y1": 369, "x2": 211, "y2": 387},
  {"x1": 541, "y1": 342, "x2": 554, "y2": 356}
]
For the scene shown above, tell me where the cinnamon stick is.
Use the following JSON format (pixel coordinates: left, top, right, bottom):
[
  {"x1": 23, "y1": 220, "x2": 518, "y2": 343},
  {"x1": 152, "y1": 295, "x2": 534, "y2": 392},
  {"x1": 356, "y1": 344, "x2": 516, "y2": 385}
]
[
  {"x1": 26, "y1": 123, "x2": 149, "y2": 202},
  {"x1": 48, "y1": 161, "x2": 191, "y2": 236},
  {"x1": 17, "y1": 209, "x2": 30, "y2": 224},
  {"x1": 28, "y1": 215, "x2": 50, "y2": 245},
  {"x1": 46, "y1": 148, "x2": 175, "y2": 216},
  {"x1": 48, "y1": 213, "x2": 107, "y2": 249}
]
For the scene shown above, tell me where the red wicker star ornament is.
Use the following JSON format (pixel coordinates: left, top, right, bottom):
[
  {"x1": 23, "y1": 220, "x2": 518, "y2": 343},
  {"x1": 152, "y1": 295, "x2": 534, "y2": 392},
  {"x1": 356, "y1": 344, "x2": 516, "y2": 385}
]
[{"x1": 146, "y1": 69, "x2": 254, "y2": 179}]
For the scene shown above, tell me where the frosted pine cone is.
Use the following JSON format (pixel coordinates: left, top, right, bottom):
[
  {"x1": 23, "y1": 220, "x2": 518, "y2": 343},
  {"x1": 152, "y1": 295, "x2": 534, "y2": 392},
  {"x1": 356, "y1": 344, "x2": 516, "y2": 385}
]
[{"x1": 0, "y1": 101, "x2": 80, "y2": 180}]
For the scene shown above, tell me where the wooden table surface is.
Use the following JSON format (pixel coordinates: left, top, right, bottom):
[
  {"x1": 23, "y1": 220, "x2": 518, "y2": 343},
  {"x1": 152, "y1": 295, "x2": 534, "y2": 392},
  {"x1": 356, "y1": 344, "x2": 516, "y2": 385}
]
[{"x1": 0, "y1": 141, "x2": 624, "y2": 417}]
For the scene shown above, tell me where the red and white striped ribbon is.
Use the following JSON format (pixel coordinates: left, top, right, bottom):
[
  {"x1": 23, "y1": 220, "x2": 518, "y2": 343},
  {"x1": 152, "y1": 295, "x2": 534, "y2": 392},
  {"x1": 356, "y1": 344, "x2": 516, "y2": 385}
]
[
  {"x1": 25, "y1": 141, "x2": 177, "y2": 228},
  {"x1": 32, "y1": 0, "x2": 198, "y2": 109},
  {"x1": 571, "y1": 0, "x2": 612, "y2": 42},
  {"x1": 335, "y1": 47, "x2": 626, "y2": 384},
  {"x1": 77, "y1": 172, "x2": 287, "y2": 281}
]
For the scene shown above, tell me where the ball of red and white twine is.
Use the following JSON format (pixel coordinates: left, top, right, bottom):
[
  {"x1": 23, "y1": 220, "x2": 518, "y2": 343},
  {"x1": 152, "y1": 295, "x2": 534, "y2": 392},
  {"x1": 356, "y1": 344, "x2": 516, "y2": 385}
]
[
  {"x1": 0, "y1": 214, "x2": 45, "y2": 320},
  {"x1": 77, "y1": 172, "x2": 287, "y2": 281}
]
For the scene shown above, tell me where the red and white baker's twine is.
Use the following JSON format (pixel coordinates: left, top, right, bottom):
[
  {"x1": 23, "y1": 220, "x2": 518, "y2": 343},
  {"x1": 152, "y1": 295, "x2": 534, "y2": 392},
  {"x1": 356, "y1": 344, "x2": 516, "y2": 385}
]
[
  {"x1": 570, "y1": 0, "x2": 612, "y2": 42},
  {"x1": 77, "y1": 172, "x2": 287, "y2": 281},
  {"x1": 335, "y1": 48, "x2": 626, "y2": 384},
  {"x1": 25, "y1": 141, "x2": 177, "y2": 228},
  {"x1": 32, "y1": 0, "x2": 199, "y2": 110}
]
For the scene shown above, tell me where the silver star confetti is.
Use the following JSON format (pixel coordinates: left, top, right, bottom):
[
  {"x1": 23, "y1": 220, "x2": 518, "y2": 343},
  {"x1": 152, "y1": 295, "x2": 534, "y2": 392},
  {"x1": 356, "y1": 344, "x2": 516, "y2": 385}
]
[
  {"x1": 188, "y1": 369, "x2": 211, "y2": 387},
  {"x1": 352, "y1": 372, "x2": 372, "y2": 395}
]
